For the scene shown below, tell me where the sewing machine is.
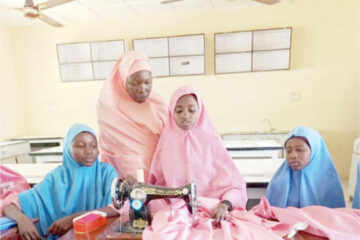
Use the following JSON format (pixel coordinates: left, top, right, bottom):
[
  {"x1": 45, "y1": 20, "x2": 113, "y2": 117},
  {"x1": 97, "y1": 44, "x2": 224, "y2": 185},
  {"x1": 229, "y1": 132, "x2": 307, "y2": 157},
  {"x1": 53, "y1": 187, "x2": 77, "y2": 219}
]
[{"x1": 111, "y1": 178, "x2": 198, "y2": 235}]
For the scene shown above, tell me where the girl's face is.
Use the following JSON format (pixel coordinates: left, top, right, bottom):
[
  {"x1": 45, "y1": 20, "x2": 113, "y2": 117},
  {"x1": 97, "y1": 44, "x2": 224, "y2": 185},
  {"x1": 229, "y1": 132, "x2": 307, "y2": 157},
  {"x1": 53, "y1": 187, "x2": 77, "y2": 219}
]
[
  {"x1": 285, "y1": 137, "x2": 312, "y2": 170},
  {"x1": 174, "y1": 94, "x2": 200, "y2": 130},
  {"x1": 126, "y1": 70, "x2": 152, "y2": 103},
  {"x1": 70, "y1": 132, "x2": 99, "y2": 167}
]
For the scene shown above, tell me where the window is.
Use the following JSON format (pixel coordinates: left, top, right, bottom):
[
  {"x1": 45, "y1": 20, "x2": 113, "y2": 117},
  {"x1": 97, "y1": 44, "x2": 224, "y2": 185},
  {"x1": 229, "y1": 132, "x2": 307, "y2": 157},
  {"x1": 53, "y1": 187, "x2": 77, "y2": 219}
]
[
  {"x1": 57, "y1": 40, "x2": 126, "y2": 82},
  {"x1": 215, "y1": 28, "x2": 291, "y2": 74}
]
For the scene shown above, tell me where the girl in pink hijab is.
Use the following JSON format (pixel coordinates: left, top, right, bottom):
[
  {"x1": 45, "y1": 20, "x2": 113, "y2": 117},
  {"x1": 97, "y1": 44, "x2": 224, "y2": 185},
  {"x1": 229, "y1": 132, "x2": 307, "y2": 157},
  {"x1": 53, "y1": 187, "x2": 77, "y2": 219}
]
[
  {"x1": 148, "y1": 86, "x2": 247, "y2": 221},
  {"x1": 97, "y1": 50, "x2": 168, "y2": 180},
  {"x1": 144, "y1": 87, "x2": 360, "y2": 239}
]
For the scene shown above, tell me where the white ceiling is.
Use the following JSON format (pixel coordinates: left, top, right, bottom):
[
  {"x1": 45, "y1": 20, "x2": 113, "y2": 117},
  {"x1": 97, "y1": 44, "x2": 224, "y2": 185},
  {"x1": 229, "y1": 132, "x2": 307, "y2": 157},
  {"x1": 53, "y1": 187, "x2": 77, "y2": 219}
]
[{"x1": 0, "y1": 0, "x2": 300, "y2": 27}]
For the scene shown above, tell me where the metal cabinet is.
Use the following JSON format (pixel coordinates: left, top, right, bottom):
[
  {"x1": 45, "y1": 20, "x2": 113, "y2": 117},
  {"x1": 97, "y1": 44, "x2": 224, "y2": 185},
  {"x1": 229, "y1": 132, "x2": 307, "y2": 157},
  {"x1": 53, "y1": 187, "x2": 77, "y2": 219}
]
[{"x1": 0, "y1": 141, "x2": 31, "y2": 163}]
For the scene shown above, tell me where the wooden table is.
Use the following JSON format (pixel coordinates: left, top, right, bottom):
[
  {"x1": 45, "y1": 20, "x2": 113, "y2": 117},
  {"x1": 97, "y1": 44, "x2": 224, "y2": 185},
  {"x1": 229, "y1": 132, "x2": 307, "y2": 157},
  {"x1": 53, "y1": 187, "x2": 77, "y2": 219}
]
[
  {"x1": 60, "y1": 217, "x2": 141, "y2": 240},
  {"x1": 59, "y1": 216, "x2": 328, "y2": 240},
  {"x1": 1, "y1": 217, "x2": 327, "y2": 240}
]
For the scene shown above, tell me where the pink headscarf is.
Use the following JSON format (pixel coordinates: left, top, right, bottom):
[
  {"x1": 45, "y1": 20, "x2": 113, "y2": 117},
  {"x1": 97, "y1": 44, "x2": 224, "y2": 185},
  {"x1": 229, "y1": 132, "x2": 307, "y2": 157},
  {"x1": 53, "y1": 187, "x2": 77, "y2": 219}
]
[
  {"x1": 0, "y1": 165, "x2": 30, "y2": 216},
  {"x1": 148, "y1": 86, "x2": 247, "y2": 208},
  {"x1": 97, "y1": 50, "x2": 168, "y2": 180}
]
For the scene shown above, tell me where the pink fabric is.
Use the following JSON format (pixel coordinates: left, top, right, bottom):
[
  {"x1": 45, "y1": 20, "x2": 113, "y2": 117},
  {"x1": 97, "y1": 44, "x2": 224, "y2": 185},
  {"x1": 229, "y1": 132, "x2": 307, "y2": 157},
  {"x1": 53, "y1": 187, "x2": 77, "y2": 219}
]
[
  {"x1": 252, "y1": 196, "x2": 360, "y2": 240},
  {"x1": 148, "y1": 86, "x2": 247, "y2": 209},
  {"x1": 97, "y1": 50, "x2": 168, "y2": 180},
  {"x1": 0, "y1": 165, "x2": 30, "y2": 216},
  {"x1": 143, "y1": 197, "x2": 290, "y2": 240}
]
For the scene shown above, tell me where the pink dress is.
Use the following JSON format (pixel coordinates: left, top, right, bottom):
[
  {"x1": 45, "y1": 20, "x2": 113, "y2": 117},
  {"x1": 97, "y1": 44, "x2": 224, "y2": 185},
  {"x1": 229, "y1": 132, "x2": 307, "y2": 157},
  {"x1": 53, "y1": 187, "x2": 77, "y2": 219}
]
[
  {"x1": 252, "y1": 197, "x2": 360, "y2": 240},
  {"x1": 0, "y1": 165, "x2": 30, "y2": 216},
  {"x1": 145, "y1": 87, "x2": 255, "y2": 239},
  {"x1": 143, "y1": 87, "x2": 360, "y2": 239},
  {"x1": 148, "y1": 86, "x2": 247, "y2": 209},
  {"x1": 97, "y1": 50, "x2": 168, "y2": 180}
]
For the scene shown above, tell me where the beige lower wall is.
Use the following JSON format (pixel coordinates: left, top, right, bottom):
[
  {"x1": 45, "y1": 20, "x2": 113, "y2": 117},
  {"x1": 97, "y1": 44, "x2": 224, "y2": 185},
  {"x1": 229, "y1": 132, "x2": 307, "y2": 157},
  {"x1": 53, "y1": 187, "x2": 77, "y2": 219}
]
[{"x1": 1, "y1": 0, "x2": 359, "y2": 177}]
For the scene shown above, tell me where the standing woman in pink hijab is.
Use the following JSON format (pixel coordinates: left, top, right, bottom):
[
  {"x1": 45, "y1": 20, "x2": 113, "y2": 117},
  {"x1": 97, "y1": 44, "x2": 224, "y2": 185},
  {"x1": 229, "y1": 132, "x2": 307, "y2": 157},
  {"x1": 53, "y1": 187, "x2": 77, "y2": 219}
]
[
  {"x1": 97, "y1": 50, "x2": 168, "y2": 180},
  {"x1": 147, "y1": 86, "x2": 247, "y2": 223}
]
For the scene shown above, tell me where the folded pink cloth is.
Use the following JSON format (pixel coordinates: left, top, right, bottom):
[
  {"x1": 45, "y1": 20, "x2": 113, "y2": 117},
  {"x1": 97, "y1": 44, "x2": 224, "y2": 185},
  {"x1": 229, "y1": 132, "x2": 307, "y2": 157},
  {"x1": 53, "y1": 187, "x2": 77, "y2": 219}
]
[
  {"x1": 143, "y1": 197, "x2": 290, "y2": 240},
  {"x1": 252, "y1": 196, "x2": 360, "y2": 240}
]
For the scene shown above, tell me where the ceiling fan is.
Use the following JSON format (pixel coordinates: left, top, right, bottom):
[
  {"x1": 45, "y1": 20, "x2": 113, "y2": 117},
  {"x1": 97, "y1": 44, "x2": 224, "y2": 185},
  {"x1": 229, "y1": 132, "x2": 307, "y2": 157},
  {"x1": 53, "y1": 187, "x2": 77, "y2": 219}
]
[
  {"x1": 161, "y1": 0, "x2": 281, "y2": 5},
  {"x1": 6, "y1": 0, "x2": 75, "y2": 27},
  {"x1": 252, "y1": 0, "x2": 280, "y2": 5}
]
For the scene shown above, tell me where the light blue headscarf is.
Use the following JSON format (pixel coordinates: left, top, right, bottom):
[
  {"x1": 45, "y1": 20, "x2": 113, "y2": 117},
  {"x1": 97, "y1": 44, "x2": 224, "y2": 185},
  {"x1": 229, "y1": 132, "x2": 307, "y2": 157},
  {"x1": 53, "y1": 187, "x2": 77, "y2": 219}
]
[
  {"x1": 266, "y1": 126, "x2": 345, "y2": 208},
  {"x1": 18, "y1": 123, "x2": 118, "y2": 238},
  {"x1": 352, "y1": 157, "x2": 360, "y2": 209}
]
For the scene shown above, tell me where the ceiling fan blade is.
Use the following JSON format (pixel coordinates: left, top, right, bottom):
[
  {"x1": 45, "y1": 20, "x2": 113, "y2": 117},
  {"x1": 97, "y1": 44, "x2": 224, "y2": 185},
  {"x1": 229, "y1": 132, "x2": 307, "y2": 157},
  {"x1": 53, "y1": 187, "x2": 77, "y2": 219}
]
[
  {"x1": 38, "y1": 12, "x2": 63, "y2": 27},
  {"x1": 37, "y1": 0, "x2": 75, "y2": 10},
  {"x1": 253, "y1": 0, "x2": 280, "y2": 5},
  {"x1": 0, "y1": 7, "x2": 23, "y2": 11},
  {"x1": 161, "y1": 0, "x2": 184, "y2": 4}
]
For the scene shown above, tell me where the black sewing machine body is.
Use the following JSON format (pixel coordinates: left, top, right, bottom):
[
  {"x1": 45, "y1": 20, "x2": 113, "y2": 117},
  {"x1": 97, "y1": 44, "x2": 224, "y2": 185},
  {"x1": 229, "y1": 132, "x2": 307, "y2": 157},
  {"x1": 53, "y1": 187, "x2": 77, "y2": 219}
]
[{"x1": 111, "y1": 179, "x2": 197, "y2": 233}]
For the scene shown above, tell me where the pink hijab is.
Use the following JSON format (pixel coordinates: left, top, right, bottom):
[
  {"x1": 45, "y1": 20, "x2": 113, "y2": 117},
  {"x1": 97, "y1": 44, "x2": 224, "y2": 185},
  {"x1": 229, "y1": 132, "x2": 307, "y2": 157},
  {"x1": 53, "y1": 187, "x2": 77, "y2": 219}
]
[
  {"x1": 0, "y1": 165, "x2": 30, "y2": 216},
  {"x1": 148, "y1": 86, "x2": 247, "y2": 208},
  {"x1": 97, "y1": 50, "x2": 168, "y2": 179}
]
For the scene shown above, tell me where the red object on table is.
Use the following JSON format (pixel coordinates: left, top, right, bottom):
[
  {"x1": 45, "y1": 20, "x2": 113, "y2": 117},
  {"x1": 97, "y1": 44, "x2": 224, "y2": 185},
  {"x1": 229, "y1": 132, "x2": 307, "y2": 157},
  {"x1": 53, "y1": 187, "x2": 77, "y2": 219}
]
[{"x1": 73, "y1": 211, "x2": 107, "y2": 234}]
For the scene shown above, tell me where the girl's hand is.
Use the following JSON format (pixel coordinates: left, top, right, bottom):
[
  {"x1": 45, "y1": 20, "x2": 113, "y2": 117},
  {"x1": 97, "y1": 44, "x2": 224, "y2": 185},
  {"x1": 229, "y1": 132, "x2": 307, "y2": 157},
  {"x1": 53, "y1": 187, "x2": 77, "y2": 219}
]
[
  {"x1": 17, "y1": 215, "x2": 42, "y2": 240},
  {"x1": 46, "y1": 215, "x2": 73, "y2": 237},
  {"x1": 211, "y1": 202, "x2": 230, "y2": 223}
]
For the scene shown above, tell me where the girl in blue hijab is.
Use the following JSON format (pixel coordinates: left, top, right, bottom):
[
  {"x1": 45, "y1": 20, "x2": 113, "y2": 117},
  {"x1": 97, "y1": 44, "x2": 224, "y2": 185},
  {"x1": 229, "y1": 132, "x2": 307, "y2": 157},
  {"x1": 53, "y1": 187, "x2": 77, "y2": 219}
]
[
  {"x1": 266, "y1": 125, "x2": 345, "y2": 208},
  {"x1": 352, "y1": 157, "x2": 360, "y2": 209},
  {"x1": 4, "y1": 123, "x2": 119, "y2": 239}
]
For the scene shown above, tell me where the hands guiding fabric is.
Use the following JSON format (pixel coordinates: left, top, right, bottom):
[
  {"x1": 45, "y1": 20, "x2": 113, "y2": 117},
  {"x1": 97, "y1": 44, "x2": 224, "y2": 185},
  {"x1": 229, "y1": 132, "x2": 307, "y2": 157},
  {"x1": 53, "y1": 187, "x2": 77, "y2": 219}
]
[
  {"x1": 211, "y1": 202, "x2": 230, "y2": 223},
  {"x1": 16, "y1": 214, "x2": 41, "y2": 240},
  {"x1": 45, "y1": 215, "x2": 74, "y2": 237}
]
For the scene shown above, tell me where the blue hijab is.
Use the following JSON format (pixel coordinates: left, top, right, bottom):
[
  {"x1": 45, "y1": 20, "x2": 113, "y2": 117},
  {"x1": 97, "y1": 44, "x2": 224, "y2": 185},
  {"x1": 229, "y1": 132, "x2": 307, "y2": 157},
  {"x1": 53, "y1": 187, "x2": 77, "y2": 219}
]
[
  {"x1": 18, "y1": 124, "x2": 118, "y2": 237},
  {"x1": 266, "y1": 126, "x2": 345, "y2": 208},
  {"x1": 352, "y1": 157, "x2": 360, "y2": 209}
]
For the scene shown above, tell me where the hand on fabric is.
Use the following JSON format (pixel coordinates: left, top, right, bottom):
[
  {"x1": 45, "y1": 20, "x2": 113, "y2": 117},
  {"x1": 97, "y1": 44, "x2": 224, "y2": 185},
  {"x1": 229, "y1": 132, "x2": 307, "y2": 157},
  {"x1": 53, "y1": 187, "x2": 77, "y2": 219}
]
[
  {"x1": 45, "y1": 215, "x2": 73, "y2": 237},
  {"x1": 211, "y1": 202, "x2": 229, "y2": 223},
  {"x1": 17, "y1": 215, "x2": 42, "y2": 240}
]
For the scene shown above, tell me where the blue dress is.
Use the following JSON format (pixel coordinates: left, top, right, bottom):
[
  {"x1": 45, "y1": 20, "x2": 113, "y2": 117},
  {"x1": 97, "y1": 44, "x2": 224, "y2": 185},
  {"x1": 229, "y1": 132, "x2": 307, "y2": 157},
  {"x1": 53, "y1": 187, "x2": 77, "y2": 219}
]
[
  {"x1": 266, "y1": 125, "x2": 345, "y2": 208},
  {"x1": 18, "y1": 123, "x2": 118, "y2": 238}
]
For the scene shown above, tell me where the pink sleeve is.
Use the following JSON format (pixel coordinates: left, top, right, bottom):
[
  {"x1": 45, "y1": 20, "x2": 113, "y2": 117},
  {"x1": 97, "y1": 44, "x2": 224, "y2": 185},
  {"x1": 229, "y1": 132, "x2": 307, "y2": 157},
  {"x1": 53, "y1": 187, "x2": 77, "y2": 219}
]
[
  {"x1": 0, "y1": 194, "x2": 21, "y2": 217},
  {"x1": 147, "y1": 147, "x2": 165, "y2": 186},
  {"x1": 221, "y1": 182, "x2": 248, "y2": 209}
]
